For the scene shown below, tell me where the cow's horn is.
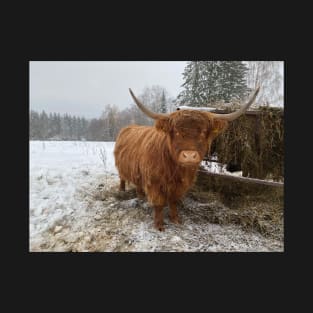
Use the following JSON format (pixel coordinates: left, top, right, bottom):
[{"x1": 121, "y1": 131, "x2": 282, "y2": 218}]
[
  {"x1": 211, "y1": 86, "x2": 260, "y2": 121},
  {"x1": 129, "y1": 88, "x2": 169, "y2": 120}
]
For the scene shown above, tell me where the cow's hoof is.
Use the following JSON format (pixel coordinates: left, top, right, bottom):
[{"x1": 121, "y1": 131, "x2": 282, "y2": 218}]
[
  {"x1": 169, "y1": 215, "x2": 182, "y2": 224},
  {"x1": 155, "y1": 223, "x2": 165, "y2": 231}
]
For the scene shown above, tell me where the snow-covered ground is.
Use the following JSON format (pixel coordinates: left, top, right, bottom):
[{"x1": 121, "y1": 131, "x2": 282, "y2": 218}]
[
  {"x1": 29, "y1": 141, "x2": 283, "y2": 252},
  {"x1": 29, "y1": 141, "x2": 117, "y2": 249}
]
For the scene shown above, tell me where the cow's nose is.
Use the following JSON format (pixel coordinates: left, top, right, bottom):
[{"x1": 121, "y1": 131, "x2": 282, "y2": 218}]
[{"x1": 179, "y1": 150, "x2": 201, "y2": 164}]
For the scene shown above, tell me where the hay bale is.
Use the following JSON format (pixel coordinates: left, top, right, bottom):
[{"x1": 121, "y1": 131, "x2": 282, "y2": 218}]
[{"x1": 212, "y1": 107, "x2": 284, "y2": 181}]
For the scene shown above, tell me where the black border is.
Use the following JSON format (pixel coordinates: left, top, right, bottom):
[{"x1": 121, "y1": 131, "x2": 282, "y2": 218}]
[
  {"x1": 4, "y1": 16, "x2": 306, "y2": 310},
  {"x1": 7, "y1": 33, "x2": 297, "y2": 293}
]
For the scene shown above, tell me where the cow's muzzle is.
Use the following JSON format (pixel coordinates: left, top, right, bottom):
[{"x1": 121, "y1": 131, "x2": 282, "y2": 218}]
[{"x1": 178, "y1": 150, "x2": 201, "y2": 165}]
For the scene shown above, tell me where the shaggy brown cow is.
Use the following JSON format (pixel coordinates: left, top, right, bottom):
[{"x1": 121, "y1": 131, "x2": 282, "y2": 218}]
[{"x1": 114, "y1": 87, "x2": 260, "y2": 231}]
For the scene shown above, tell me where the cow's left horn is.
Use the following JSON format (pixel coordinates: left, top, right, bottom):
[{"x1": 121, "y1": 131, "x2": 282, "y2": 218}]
[
  {"x1": 129, "y1": 88, "x2": 169, "y2": 120},
  {"x1": 211, "y1": 86, "x2": 260, "y2": 121}
]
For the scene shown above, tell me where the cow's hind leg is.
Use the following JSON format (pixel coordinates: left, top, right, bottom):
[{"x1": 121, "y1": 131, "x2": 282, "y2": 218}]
[
  {"x1": 119, "y1": 179, "x2": 126, "y2": 191},
  {"x1": 148, "y1": 188, "x2": 166, "y2": 231}
]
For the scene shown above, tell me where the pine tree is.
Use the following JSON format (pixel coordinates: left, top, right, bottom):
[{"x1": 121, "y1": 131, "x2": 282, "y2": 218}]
[
  {"x1": 39, "y1": 111, "x2": 49, "y2": 139},
  {"x1": 75, "y1": 117, "x2": 82, "y2": 140},
  {"x1": 30, "y1": 110, "x2": 40, "y2": 139},
  {"x1": 54, "y1": 113, "x2": 61, "y2": 139},
  {"x1": 80, "y1": 117, "x2": 88, "y2": 140},
  {"x1": 219, "y1": 61, "x2": 249, "y2": 101},
  {"x1": 61, "y1": 114, "x2": 70, "y2": 140},
  {"x1": 177, "y1": 61, "x2": 207, "y2": 106},
  {"x1": 47, "y1": 113, "x2": 54, "y2": 139},
  {"x1": 160, "y1": 91, "x2": 167, "y2": 113},
  {"x1": 72, "y1": 116, "x2": 77, "y2": 140},
  {"x1": 177, "y1": 61, "x2": 249, "y2": 106}
]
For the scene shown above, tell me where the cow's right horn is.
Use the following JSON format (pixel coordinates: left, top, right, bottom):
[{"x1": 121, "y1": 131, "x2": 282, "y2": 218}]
[
  {"x1": 211, "y1": 86, "x2": 260, "y2": 121},
  {"x1": 129, "y1": 88, "x2": 169, "y2": 120}
]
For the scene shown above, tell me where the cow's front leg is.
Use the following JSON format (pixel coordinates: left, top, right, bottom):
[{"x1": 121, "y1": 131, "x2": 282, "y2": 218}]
[
  {"x1": 168, "y1": 200, "x2": 182, "y2": 225},
  {"x1": 119, "y1": 179, "x2": 125, "y2": 191},
  {"x1": 154, "y1": 205, "x2": 165, "y2": 231}
]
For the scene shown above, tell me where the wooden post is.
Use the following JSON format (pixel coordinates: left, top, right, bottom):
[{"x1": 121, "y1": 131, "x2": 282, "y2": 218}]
[{"x1": 198, "y1": 169, "x2": 284, "y2": 187}]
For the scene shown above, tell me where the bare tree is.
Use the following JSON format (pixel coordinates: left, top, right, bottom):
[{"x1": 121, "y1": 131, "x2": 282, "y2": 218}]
[
  {"x1": 139, "y1": 85, "x2": 170, "y2": 112},
  {"x1": 101, "y1": 104, "x2": 119, "y2": 140},
  {"x1": 166, "y1": 96, "x2": 177, "y2": 113},
  {"x1": 245, "y1": 61, "x2": 284, "y2": 107}
]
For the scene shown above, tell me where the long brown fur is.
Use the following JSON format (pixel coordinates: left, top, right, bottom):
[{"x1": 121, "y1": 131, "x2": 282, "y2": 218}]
[{"x1": 114, "y1": 110, "x2": 228, "y2": 230}]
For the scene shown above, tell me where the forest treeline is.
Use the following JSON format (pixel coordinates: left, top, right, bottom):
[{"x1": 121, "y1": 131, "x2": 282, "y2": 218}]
[
  {"x1": 30, "y1": 61, "x2": 283, "y2": 141},
  {"x1": 29, "y1": 106, "x2": 157, "y2": 141},
  {"x1": 30, "y1": 86, "x2": 173, "y2": 141}
]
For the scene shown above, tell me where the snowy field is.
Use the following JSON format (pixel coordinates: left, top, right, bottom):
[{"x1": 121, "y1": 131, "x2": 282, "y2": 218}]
[{"x1": 29, "y1": 140, "x2": 283, "y2": 252}]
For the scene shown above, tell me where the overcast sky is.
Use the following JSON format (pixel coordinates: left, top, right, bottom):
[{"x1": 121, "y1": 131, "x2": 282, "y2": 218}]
[
  {"x1": 30, "y1": 61, "x2": 187, "y2": 118},
  {"x1": 30, "y1": 61, "x2": 284, "y2": 119}
]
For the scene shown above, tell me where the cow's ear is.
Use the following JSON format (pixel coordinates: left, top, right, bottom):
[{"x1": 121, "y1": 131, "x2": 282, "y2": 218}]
[
  {"x1": 155, "y1": 117, "x2": 170, "y2": 133},
  {"x1": 206, "y1": 119, "x2": 228, "y2": 156},
  {"x1": 211, "y1": 119, "x2": 228, "y2": 136}
]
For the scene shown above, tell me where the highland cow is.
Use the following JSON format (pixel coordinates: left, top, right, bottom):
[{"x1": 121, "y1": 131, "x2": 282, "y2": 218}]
[{"x1": 114, "y1": 87, "x2": 260, "y2": 231}]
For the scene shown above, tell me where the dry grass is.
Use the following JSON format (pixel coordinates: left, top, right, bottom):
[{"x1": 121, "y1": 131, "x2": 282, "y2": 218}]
[
  {"x1": 100, "y1": 172, "x2": 283, "y2": 241},
  {"x1": 189, "y1": 169, "x2": 284, "y2": 240}
]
